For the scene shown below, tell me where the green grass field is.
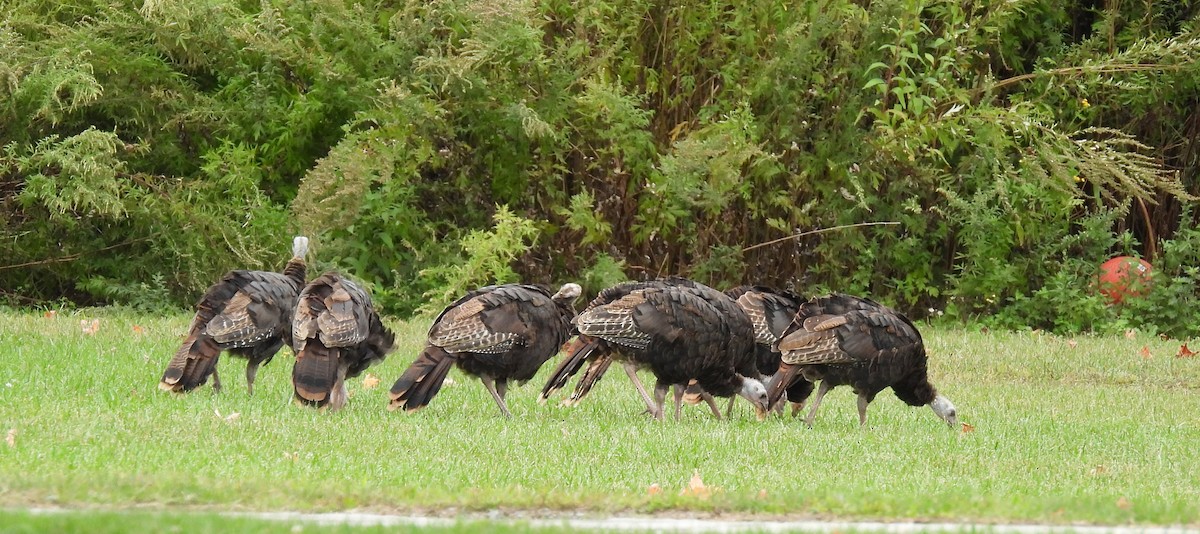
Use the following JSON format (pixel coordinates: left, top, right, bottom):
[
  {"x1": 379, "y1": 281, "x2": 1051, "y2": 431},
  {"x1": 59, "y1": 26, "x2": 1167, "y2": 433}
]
[{"x1": 1, "y1": 309, "x2": 1198, "y2": 526}]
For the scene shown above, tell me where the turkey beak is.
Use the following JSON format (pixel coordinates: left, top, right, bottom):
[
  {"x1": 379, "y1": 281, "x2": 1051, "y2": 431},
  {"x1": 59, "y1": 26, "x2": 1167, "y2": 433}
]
[{"x1": 767, "y1": 362, "x2": 799, "y2": 408}]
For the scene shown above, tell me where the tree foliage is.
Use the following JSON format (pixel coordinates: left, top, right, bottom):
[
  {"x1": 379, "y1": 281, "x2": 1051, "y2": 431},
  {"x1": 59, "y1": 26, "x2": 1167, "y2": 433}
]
[{"x1": 1, "y1": 0, "x2": 1197, "y2": 335}]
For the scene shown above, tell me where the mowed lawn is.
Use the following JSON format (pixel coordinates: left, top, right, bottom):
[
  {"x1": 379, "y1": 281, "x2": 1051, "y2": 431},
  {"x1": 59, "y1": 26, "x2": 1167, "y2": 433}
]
[{"x1": 1, "y1": 309, "x2": 1198, "y2": 526}]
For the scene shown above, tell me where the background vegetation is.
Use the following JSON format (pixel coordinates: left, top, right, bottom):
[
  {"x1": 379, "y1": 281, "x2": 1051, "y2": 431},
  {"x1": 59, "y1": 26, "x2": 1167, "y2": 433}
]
[{"x1": 2, "y1": 0, "x2": 1198, "y2": 335}]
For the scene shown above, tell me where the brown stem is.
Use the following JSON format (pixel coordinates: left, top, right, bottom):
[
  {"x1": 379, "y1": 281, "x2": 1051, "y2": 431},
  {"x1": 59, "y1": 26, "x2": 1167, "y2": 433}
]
[
  {"x1": 1136, "y1": 197, "x2": 1157, "y2": 261},
  {"x1": 0, "y1": 236, "x2": 156, "y2": 272},
  {"x1": 741, "y1": 222, "x2": 902, "y2": 253}
]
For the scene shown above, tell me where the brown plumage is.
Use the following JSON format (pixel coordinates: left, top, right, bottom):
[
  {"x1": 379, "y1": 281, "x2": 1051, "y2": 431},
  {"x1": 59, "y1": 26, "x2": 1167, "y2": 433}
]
[
  {"x1": 292, "y1": 272, "x2": 394, "y2": 410},
  {"x1": 388, "y1": 283, "x2": 581, "y2": 417},
  {"x1": 569, "y1": 283, "x2": 770, "y2": 420},
  {"x1": 766, "y1": 293, "x2": 960, "y2": 428},
  {"x1": 539, "y1": 278, "x2": 718, "y2": 416},
  {"x1": 726, "y1": 285, "x2": 814, "y2": 416},
  {"x1": 159, "y1": 236, "x2": 308, "y2": 395}
]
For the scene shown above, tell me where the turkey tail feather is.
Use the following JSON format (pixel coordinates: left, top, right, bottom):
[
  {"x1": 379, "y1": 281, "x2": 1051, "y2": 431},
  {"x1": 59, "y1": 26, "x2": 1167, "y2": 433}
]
[
  {"x1": 388, "y1": 346, "x2": 455, "y2": 412},
  {"x1": 564, "y1": 352, "x2": 612, "y2": 406},
  {"x1": 159, "y1": 334, "x2": 222, "y2": 392},
  {"x1": 538, "y1": 337, "x2": 601, "y2": 404},
  {"x1": 293, "y1": 339, "x2": 340, "y2": 406}
]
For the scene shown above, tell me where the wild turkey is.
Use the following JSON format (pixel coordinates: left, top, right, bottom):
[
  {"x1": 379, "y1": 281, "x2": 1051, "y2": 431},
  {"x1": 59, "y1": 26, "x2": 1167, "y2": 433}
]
[
  {"x1": 765, "y1": 293, "x2": 959, "y2": 428},
  {"x1": 725, "y1": 285, "x2": 814, "y2": 416},
  {"x1": 388, "y1": 283, "x2": 581, "y2": 417},
  {"x1": 292, "y1": 272, "x2": 395, "y2": 410},
  {"x1": 570, "y1": 284, "x2": 770, "y2": 420},
  {"x1": 159, "y1": 236, "x2": 309, "y2": 395},
  {"x1": 539, "y1": 278, "x2": 726, "y2": 418}
]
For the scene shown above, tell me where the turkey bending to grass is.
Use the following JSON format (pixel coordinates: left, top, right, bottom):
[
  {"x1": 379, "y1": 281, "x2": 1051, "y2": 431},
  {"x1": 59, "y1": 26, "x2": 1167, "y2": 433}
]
[
  {"x1": 292, "y1": 272, "x2": 394, "y2": 411},
  {"x1": 540, "y1": 278, "x2": 730, "y2": 418},
  {"x1": 159, "y1": 236, "x2": 308, "y2": 395},
  {"x1": 766, "y1": 293, "x2": 959, "y2": 428},
  {"x1": 724, "y1": 285, "x2": 815, "y2": 416},
  {"x1": 568, "y1": 284, "x2": 769, "y2": 420},
  {"x1": 388, "y1": 283, "x2": 581, "y2": 417}
]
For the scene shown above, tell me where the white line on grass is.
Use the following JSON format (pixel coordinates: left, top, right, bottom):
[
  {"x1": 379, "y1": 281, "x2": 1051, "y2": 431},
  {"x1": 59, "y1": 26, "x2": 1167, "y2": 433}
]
[
  {"x1": 22, "y1": 508, "x2": 1200, "y2": 533},
  {"x1": 216, "y1": 511, "x2": 1200, "y2": 534}
]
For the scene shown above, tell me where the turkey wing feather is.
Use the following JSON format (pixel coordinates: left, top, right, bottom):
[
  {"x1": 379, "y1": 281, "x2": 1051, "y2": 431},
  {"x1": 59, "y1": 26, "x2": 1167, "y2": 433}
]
[
  {"x1": 204, "y1": 274, "x2": 293, "y2": 347},
  {"x1": 317, "y1": 282, "x2": 369, "y2": 348},
  {"x1": 427, "y1": 288, "x2": 549, "y2": 354},
  {"x1": 577, "y1": 292, "x2": 652, "y2": 350}
]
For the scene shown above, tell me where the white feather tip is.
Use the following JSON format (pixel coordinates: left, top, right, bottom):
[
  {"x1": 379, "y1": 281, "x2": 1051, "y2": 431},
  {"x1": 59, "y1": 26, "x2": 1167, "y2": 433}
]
[{"x1": 292, "y1": 236, "x2": 309, "y2": 258}]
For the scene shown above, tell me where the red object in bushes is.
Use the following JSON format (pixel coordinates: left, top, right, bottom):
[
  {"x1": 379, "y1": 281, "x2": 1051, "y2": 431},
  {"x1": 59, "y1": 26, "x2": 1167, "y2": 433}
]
[{"x1": 1097, "y1": 256, "x2": 1153, "y2": 305}]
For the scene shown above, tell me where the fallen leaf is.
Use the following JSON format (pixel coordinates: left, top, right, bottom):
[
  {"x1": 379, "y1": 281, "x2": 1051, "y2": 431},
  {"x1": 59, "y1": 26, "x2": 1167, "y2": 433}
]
[
  {"x1": 1139, "y1": 346, "x2": 1152, "y2": 359},
  {"x1": 1177, "y1": 344, "x2": 1196, "y2": 359},
  {"x1": 1067, "y1": 339, "x2": 1078, "y2": 348},
  {"x1": 961, "y1": 422, "x2": 976, "y2": 433},
  {"x1": 80, "y1": 319, "x2": 100, "y2": 335},
  {"x1": 1089, "y1": 465, "x2": 1107, "y2": 475},
  {"x1": 361, "y1": 373, "x2": 380, "y2": 390},
  {"x1": 1116, "y1": 496, "x2": 1132, "y2": 510},
  {"x1": 44, "y1": 310, "x2": 57, "y2": 319},
  {"x1": 213, "y1": 408, "x2": 240, "y2": 422},
  {"x1": 680, "y1": 470, "x2": 711, "y2": 499},
  {"x1": 283, "y1": 451, "x2": 299, "y2": 461},
  {"x1": 1125, "y1": 329, "x2": 1137, "y2": 339},
  {"x1": 647, "y1": 483, "x2": 662, "y2": 496},
  {"x1": 757, "y1": 488, "x2": 769, "y2": 499},
  {"x1": 5, "y1": 429, "x2": 15, "y2": 447},
  {"x1": 132, "y1": 324, "x2": 145, "y2": 334}
]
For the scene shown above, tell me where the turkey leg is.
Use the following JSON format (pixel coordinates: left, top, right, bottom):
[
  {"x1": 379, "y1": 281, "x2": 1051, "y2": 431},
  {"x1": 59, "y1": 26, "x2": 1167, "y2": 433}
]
[
  {"x1": 482, "y1": 376, "x2": 512, "y2": 418},
  {"x1": 622, "y1": 362, "x2": 658, "y2": 416},
  {"x1": 804, "y1": 380, "x2": 833, "y2": 428},
  {"x1": 651, "y1": 381, "x2": 670, "y2": 421},
  {"x1": 857, "y1": 393, "x2": 870, "y2": 427}
]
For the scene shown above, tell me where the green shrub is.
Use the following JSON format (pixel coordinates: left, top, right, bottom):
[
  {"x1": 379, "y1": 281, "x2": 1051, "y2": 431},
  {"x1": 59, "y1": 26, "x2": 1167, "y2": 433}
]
[
  {"x1": 1120, "y1": 221, "x2": 1200, "y2": 339},
  {"x1": 2, "y1": 0, "x2": 1198, "y2": 339}
]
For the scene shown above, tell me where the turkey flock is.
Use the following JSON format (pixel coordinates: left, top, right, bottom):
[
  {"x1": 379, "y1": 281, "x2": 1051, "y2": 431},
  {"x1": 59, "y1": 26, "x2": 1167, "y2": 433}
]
[{"x1": 159, "y1": 236, "x2": 961, "y2": 430}]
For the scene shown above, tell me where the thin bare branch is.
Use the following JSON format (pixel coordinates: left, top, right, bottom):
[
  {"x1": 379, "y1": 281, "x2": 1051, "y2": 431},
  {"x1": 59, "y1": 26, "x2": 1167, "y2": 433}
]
[
  {"x1": 741, "y1": 222, "x2": 902, "y2": 253},
  {"x1": 988, "y1": 64, "x2": 1184, "y2": 93},
  {"x1": 0, "y1": 236, "x2": 155, "y2": 272}
]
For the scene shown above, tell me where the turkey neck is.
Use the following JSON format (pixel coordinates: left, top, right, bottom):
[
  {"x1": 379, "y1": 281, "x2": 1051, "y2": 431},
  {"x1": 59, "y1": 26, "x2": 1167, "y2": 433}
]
[
  {"x1": 554, "y1": 300, "x2": 577, "y2": 324},
  {"x1": 693, "y1": 369, "x2": 741, "y2": 398},
  {"x1": 283, "y1": 256, "x2": 306, "y2": 288}
]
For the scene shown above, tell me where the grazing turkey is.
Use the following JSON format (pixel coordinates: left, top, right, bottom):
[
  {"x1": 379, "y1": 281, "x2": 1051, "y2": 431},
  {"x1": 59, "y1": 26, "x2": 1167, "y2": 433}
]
[
  {"x1": 765, "y1": 293, "x2": 959, "y2": 428},
  {"x1": 292, "y1": 272, "x2": 395, "y2": 410},
  {"x1": 388, "y1": 283, "x2": 581, "y2": 417},
  {"x1": 159, "y1": 236, "x2": 309, "y2": 395},
  {"x1": 570, "y1": 284, "x2": 770, "y2": 420},
  {"x1": 725, "y1": 285, "x2": 814, "y2": 416},
  {"x1": 539, "y1": 278, "x2": 725, "y2": 418}
]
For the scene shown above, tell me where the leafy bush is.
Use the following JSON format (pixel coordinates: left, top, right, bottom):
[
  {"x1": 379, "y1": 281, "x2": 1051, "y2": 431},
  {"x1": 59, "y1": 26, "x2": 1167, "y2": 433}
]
[
  {"x1": 417, "y1": 206, "x2": 541, "y2": 315},
  {"x1": 1, "y1": 0, "x2": 1198, "y2": 338},
  {"x1": 1121, "y1": 221, "x2": 1200, "y2": 339}
]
